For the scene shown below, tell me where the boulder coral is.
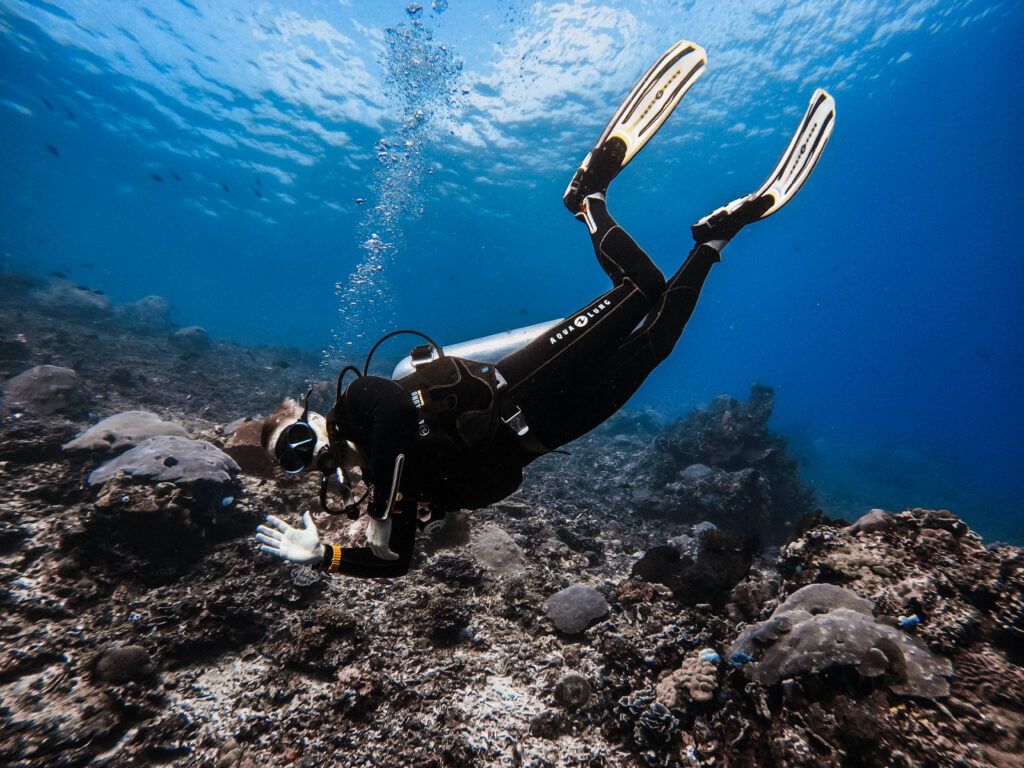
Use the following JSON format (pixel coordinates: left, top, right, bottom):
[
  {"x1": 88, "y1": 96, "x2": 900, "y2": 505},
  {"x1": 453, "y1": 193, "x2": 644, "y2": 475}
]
[{"x1": 732, "y1": 583, "x2": 953, "y2": 698}]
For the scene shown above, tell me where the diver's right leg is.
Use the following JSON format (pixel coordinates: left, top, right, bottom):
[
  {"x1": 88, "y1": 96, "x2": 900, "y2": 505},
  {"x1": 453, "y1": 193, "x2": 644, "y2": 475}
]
[
  {"x1": 577, "y1": 193, "x2": 665, "y2": 301},
  {"x1": 563, "y1": 40, "x2": 707, "y2": 213}
]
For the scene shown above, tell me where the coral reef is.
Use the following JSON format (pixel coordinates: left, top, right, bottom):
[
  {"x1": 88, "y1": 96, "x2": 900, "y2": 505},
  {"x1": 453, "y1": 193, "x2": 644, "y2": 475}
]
[
  {"x1": 655, "y1": 651, "x2": 718, "y2": 708},
  {"x1": 514, "y1": 384, "x2": 816, "y2": 543},
  {"x1": 468, "y1": 524, "x2": 526, "y2": 576},
  {"x1": 1, "y1": 273, "x2": 1022, "y2": 768}
]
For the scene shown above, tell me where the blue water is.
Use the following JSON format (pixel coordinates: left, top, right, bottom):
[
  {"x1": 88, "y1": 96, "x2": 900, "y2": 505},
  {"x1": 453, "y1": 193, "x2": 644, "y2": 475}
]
[{"x1": 2, "y1": 0, "x2": 1022, "y2": 542}]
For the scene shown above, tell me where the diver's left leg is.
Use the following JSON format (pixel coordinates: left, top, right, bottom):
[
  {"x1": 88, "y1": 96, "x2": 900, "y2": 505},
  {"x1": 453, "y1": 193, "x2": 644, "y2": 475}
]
[
  {"x1": 511, "y1": 241, "x2": 721, "y2": 449},
  {"x1": 496, "y1": 200, "x2": 668, "y2": 449},
  {"x1": 589, "y1": 242, "x2": 722, "y2": 416}
]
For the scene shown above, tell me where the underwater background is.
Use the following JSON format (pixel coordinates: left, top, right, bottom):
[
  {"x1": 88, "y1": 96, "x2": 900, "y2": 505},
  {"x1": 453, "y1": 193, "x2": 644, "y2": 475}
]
[{"x1": 1, "y1": 0, "x2": 1021, "y2": 543}]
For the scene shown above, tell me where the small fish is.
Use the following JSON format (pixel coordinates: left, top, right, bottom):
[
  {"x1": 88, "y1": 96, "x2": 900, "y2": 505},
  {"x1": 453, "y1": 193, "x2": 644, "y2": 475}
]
[
  {"x1": 39, "y1": 95, "x2": 53, "y2": 111},
  {"x1": 253, "y1": 174, "x2": 261, "y2": 188},
  {"x1": 219, "y1": 182, "x2": 230, "y2": 192},
  {"x1": 80, "y1": 263, "x2": 93, "y2": 268},
  {"x1": 44, "y1": 142, "x2": 60, "y2": 156},
  {"x1": 64, "y1": 106, "x2": 77, "y2": 122},
  {"x1": 251, "y1": 187, "x2": 262, "y2": 198},
  {"x1": 170, "y1": 171, "x2": 180, "y2": 181},
  {"x1": 49, "y1": 270, "x2": 67, "y2": 278},
  {"x1": 520, "y1": 308, "x2": 527, "y2": 314},
  {"x1": 150, "y1": 173, "x2": 164, "y2": 182}
]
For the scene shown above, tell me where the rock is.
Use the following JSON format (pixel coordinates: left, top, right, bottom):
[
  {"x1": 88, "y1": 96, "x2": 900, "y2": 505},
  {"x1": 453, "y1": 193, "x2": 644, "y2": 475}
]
[
  {"x1": 222, "y1": 418, "x2": 277, "y2": 477},
  {"x1": 731, "y1": 584, "x2": 953, "y2": 698},
  {"x1": 94, "y1": 644, "x2": 157, "y2": 685},
  {"x1": 529, "y1": 710, "x2": 566, "y2": 739},
  {"x1": 0, "y1": 269, "x2": 44, "y2": 298},
  {"x1": 32, "y1": 280, "x2": 112, "y2": 319},
  {"x1": 0, "y1": 336, "x2": 32, "y2": 370},
  {"x1": 774, "y1": 583, "x2": 874, "y2": 617},
  {"x1": 632, "y1": 545, "x2": 689, "y2": 585},
  {"x1": 633, "y1": 529, "x2": 755, "y2": 608},
  {"x1": 88, "y1": 435, "x2": 239, "y2": 492},
  {"x1": 693, "y1": 521, "x2": 718, "y2": 537},
  {"x1": 555, "y1": 673, "x2": 592, "y2": 709},
  {"x1": 2, "y1": 364, "x2": 89, "y2": 417},
  {"x1": 845, "y1": 508, "x2": 894, "y2": 535},
  {"x1": 116, "y1": 295, "x2": 172, "y2": 334},
  {"x1": 425, "y1": 552, "x2": 483, "y2": 586},
  {"x1": 469, "y1": 525, "x2": 526, "y2": 576},
  {"x1": 728, "y1": 579, "x2": 777, "y2": 622},
  {"x1": 63, "y1": 410, "x2": 189, "y2": 453},
  {"x1": 631, "y1": 383, "x2": 816, "y2": 539},
  {"x1": 169, "y1": 326, "x2": 210, "y2": 353},
  {"x1": 544, "y1": 584, "x2": 609, "y2": 634}
]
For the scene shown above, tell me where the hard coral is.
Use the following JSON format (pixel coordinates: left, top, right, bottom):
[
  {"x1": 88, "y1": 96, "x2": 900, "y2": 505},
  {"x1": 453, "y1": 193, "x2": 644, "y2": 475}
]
[
  {"x1": 655, "y1": 653, "x2": 718, "y2": 709},
  {"x1": 732, "y1": 584, "x2": 953, "y2": 698}
]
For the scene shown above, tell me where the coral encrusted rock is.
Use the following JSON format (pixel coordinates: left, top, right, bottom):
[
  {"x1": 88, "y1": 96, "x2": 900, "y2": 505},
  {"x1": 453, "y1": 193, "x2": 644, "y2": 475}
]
[
  {"x1": 544, "y1": 584, "x2": 609, "y2": 634},
  {"x1": 63, "y1": 410, "x2": 189, "y2": 453},
  {"x1": 89, "y1": 435, "x2": 239, "y2": 493},
  {"x1": 731, "y1": 584, "x2": 953, "y2": 698},
  {"x1": 2, "y1": 364, "x2": 90, "y2": 417},
  {"x1": 469, "y1": 525, "x2": 526, "y2": 576}
]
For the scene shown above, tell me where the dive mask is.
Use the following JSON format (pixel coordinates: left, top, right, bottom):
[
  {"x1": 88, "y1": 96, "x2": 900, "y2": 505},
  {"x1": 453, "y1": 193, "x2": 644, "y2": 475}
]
[
  {"x1": 275, "y1": 420, "x2": 318, "y2": 474},
  {"x1": 274, "y1": 389, "x2": 328, "y2": 474}
]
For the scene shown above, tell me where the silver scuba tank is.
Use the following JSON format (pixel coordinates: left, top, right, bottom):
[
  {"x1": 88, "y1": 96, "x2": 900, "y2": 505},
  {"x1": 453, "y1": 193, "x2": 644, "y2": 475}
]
[{"x1": 391, "y1": 319, "x2": 562, "y2": 379}]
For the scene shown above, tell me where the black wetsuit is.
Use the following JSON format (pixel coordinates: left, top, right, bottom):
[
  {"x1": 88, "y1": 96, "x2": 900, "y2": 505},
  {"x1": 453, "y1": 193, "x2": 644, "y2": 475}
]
[{"x1": 324, "y1": 196, "x2": 719, "y2": 578}]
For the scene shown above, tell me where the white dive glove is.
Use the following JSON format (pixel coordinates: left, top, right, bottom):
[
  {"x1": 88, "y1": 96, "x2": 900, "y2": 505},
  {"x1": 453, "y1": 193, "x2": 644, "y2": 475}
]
[
  {"x1": 255, "y1": 512, "x2": 324, "y2": 564},
  {"x1": 366, "y1": 516, "x2": 399, "y2": 561}
]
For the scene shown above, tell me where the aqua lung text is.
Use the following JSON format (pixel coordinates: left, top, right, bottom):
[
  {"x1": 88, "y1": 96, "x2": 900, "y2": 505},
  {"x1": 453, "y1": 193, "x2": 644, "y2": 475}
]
[{"x1": 549, "y1": 299, "x2": 613, "y2": 344}]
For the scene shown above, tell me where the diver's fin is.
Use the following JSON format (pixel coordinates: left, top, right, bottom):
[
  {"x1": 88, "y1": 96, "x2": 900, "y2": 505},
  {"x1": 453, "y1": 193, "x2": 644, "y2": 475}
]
[
  {"x1": 564, "y1": 40, "x2": 708, "y2": 213},
  {"x1": 691, "y1": 88, "x2": 836, "y2": 244}
]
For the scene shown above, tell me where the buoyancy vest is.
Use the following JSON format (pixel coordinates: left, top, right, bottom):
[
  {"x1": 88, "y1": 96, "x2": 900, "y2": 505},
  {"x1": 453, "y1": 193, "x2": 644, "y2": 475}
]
[
  {"x1": 396, "y1": 356, "x2": 501, "y2": 453},
  {"x1": 396, "y1": 356, "x2": 548, "y2": 510}
]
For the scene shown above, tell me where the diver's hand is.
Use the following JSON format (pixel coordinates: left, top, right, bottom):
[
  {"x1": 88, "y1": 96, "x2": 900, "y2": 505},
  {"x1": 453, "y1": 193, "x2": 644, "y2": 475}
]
[
  {"x1": 255, "y1": 512, "x2": 324, "y2": 564},
  {"x1": 366, "y1": 516, "x2": 399, "y2": 561}
]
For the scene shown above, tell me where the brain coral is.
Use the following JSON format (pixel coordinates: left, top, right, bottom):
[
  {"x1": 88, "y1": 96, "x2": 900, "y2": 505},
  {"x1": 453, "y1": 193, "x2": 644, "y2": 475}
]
[{"x1": 655, "y1": 653, "x2": 718, "y2": 709}]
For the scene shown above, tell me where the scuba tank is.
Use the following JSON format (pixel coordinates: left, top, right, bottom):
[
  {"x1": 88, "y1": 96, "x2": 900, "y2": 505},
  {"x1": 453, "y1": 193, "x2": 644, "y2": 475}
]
[{"x1": 391, "y1": 319, "x2": 562, "y2": 379}]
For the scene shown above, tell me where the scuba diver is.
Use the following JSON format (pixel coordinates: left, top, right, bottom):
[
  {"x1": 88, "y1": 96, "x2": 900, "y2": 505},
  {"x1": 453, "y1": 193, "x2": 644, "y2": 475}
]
[{"x1": 255, "y1": 40, "x2": 835, "y2": 578}]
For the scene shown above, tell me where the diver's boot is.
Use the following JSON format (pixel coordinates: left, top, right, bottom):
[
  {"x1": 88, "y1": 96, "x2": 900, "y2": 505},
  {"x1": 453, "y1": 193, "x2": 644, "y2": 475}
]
[
  {"x1": 563, "y1": 40, "x2": 708, "y2": 214},
  {"x1": 692, "y1": 89, "x2": 836, "y2": 246}
]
